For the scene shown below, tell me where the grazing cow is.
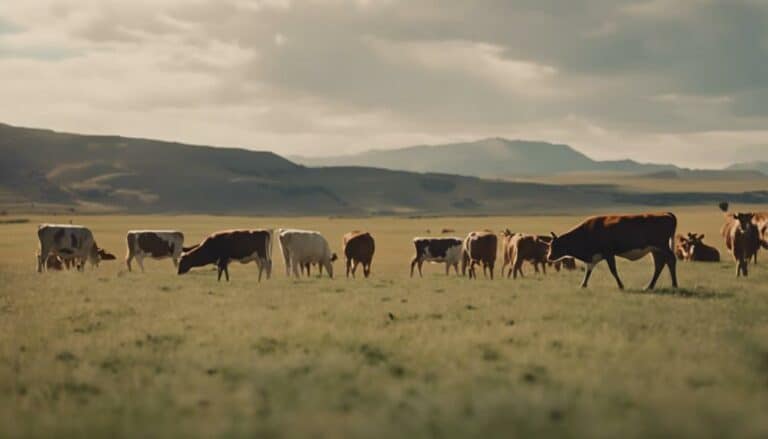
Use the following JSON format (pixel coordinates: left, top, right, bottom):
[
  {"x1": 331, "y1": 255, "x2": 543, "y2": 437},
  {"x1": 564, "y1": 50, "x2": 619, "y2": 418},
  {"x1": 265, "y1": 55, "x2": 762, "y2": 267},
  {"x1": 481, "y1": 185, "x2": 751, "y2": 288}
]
[
  {"x1": 410, "y1": 237, "x2": 463, "y2": 277},
  {"x1": 462, "y1": 231, "x2": 497, "y2": 279},
  {"x1": 674, "y1": 234, "x2": 691, "y2": 261},
  {"x1": 343, "y1": 231, "x2": 375, "y2": 278},
  {"x1": 177, "y1": 229, "x2": 273, "y2": 281},
  {"x1": 37, "y1": 224, "x2": 113, "y2": 272},
  {"x1": 502, "y1": 233, "x2": 550, "y2": 279},
  {"x1": 683, "y1": 233, "x2": 720, "y2": 262},
  {"x1": 277, "y1": 229, "x2": 337, "y2": 278},
  {"x1": 547, "y1": 213, "x2": 678, "y2": 290},
  {"x1": 125, "y1": 230, "x2": 184, "y2": 272},
  {"x1": 720, "y1": 203, "x2": 760, "y2": 277}
]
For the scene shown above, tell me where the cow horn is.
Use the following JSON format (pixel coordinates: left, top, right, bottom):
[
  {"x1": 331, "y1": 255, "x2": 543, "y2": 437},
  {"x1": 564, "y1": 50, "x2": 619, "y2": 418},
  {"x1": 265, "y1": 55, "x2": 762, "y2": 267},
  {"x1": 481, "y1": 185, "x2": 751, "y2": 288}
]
[{"x1": 550, "y1": 232, "x2": 558, "y2": 240}]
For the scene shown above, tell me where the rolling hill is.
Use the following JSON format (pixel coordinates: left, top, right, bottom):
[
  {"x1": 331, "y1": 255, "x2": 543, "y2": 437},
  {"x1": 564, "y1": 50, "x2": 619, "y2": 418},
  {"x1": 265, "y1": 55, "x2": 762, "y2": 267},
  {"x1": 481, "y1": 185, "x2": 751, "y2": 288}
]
[
  {"x1": 727, "y1": 161, "x2": 768, "y2": 174},
  {"x1": 291, "y1": 138, "x2": 680, "y2": 177},
  {"x1": 1, "y1": 123, "x2": 766, "y2": 215}
]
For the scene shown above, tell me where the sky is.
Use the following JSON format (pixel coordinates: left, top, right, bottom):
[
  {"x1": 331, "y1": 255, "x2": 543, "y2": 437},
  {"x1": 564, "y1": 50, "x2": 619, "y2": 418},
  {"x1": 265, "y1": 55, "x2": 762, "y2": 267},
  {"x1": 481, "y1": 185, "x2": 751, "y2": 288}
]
[{"x1": 1, "y1": 0, "x2": 767, "y2": 168}]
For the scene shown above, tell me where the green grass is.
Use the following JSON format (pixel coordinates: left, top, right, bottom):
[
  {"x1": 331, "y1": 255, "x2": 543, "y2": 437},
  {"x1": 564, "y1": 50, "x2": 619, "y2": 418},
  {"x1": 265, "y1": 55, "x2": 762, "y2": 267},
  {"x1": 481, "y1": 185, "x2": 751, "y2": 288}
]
[{"x1": 2, "y1": 209, "x2": 768, "y2": 438}]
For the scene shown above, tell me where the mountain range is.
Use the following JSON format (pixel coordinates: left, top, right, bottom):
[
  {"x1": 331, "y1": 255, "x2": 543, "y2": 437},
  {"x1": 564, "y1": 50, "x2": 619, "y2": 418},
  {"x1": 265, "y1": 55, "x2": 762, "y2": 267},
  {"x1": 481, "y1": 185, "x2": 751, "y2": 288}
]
[{"x1": 1, "y1": 123, "x2": 766, "y2": 215}]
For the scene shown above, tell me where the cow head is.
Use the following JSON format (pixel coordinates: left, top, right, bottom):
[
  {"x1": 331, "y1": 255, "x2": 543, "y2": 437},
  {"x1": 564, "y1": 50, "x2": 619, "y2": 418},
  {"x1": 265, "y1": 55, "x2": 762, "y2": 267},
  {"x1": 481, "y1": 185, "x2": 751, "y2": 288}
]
[
  {"x1": 178, "y1": 253, "x2": 193, "y2": 275},
  {"x1": 732, "y1": 213, "x2": 756, "y2": 233},
  {"x1": 331, "y1": 253, "x2": 338, "y2": 262},
  {"x1": 546, "y1": 232, "x2": 566, "y2": 262},
  {"x1": 97, "y1": 248, "x2": 117, "y2": 261}
]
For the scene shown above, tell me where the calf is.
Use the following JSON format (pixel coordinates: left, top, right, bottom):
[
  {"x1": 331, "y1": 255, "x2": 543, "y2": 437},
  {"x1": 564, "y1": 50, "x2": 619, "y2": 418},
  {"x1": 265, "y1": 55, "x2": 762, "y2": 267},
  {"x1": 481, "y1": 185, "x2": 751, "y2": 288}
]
[
  {"x1": 278, "y1": 229, "x2": 337, "y2": 278},
  {"x1": 410, "y1": 237, "x2": 463, "y2": 277},
  {"x1": 684, "y1": 233, "x2": 720, "y2": 263},
  {"x1": 720, "y1": 204, "x2": 760, "y2": 277},
  {"x1": 547, "y1": 213, "x2": 678, "y2": 290},
  {"x1": 461, "y1": 231, "x2": 497, "y2": 279},
  {"x1": 343, "y1": 231, "x2": 375, "y2": 278},
  {"x1": 126, "y1": 230, "x2": 184, "y2": 272},
  {"x1": 502, "y1": 233, "x2": 549, "y2": 279},
  {"x1": 177, "y1": 229, "x2": 273, "y2": 281},
  {"x1": 37, "y1": 224, "x2": 113, "y2": 272}
]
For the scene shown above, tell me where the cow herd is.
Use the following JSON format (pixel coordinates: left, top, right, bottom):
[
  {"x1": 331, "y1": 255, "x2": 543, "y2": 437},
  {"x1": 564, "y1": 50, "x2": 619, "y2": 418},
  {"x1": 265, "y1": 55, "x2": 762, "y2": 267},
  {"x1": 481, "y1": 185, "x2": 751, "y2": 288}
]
[{"x1": 36, "y1": 205, "x2": 768, "y2": 289}]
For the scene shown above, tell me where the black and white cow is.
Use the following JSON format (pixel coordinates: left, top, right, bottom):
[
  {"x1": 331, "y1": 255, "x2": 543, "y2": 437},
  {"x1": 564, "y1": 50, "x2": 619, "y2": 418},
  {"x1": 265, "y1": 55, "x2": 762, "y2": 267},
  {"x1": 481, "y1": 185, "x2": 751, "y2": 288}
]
[
  {"x1": 126, "y1": 230, "x2": 184, "y2": 272},
  {"x1": 37, "y1": 224, "x2": 114, "y2": 272},
  {"x1": 410, "y1": 237, "x2": 463, "y2": 277}
]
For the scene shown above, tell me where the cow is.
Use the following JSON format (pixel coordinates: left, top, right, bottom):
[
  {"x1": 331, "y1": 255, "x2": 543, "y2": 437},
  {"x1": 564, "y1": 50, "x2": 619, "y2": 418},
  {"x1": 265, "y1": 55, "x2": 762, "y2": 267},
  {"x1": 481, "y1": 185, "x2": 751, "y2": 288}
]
[
  {"x1": 125, "y1": 230, "x2": 184, "y2": 272},
  {"x1": 674, "y1": 234, "x2": 691, "y2": 261},
  {"x1": 37, "y1": 224, "x2": 114, "y2": 272},
  {"x1": 277, "y1": 229, "x2": 337, "y2": 278},
  {"x1": 719, "y1": 203, "x2": 760, "y2": 277},
  {"x1": 752, "y1": 212, "x2": 768, "y2": 263},
  {"x1": 343, "y1": 231, "x2": 375, "y2": 278},
  {"x1": 177, "y1": 229, "x2": 273, "y2": 281},
  {"x1": 502, "y1": 233, "x2": 550, "y2": 279},
  {"x1": 461, "y1": 231, "x2": 497, "y2": 279},
  {"x1": 410, "y1": 237, "x2": 463, "y2": 277},
  {"x1": 683, "y1": 233, "x2": 720, "y2": 262},
  {"x1": 546, "y1": 213, "x2": 678, "y2": 290}
]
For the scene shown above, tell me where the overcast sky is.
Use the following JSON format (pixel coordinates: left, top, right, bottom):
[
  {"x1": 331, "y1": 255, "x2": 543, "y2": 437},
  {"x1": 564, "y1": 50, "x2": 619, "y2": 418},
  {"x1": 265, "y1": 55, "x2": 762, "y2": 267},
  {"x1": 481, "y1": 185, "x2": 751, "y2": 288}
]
[{"x1": 1, "y1": 0, "x2": 767, "y2": 168}]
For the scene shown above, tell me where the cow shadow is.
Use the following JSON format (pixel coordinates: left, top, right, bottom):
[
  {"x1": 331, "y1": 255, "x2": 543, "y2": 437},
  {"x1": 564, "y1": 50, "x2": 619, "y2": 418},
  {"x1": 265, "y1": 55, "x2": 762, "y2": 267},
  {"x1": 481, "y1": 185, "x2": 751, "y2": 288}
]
[{"x1": 625, "y1": 287, "x2": 734, "y2": 300}]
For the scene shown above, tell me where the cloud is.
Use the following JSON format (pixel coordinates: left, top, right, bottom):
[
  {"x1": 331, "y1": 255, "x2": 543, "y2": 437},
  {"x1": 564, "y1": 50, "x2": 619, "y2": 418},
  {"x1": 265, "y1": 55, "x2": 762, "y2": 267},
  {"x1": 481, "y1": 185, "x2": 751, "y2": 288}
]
[{"x1": 0, "y1": 0, "x2": 766, "y2": 167}]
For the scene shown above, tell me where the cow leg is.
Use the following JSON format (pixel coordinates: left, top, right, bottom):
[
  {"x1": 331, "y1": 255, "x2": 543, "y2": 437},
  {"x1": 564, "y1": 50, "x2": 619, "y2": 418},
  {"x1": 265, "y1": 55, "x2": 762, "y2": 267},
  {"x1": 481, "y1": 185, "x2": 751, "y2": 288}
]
[
  {"x1": 346, "y1": 258, "x2": 351, "y2": 278},
  {"x1": 410, "y1": 256, "x2": 419, "y2": 277},
  {"x1": 533, "y1": 262, "x2": 540, "y2": 274},
  {"x1": 453, "y1": 262, "x2": 459, "y2": 275},
  {"x1": 645, "y1": 252, "x2": 666, "y2": 290},
  {"x1": 541, "y1": 262, "x2": 547, "y2": 275},
  {"x1": 257, "y1": 260, "x2": 264, "y2": 282},
  {"x1": 605, "y1": 255, "x2": 624, "y2": 290},
  {"x1": 126, "y1": 253, "x2": 133, "y2": 272},
  {"x1": 581, "y1": 264, "x2": 596, "y2": 288},
  {"x1": 364, "y1": 263, "x2": 371, "y2": 278},
  {"x1": 324, "y1": 261, "x2": 334, "y2": 279},
  {"x1": 172, "y1": 257, "x2": 178, "y2": 268},
  {"x1": 665, "y1": 249, "x2": 678, "y2": 288},
  {"x1": 489, "y1": 262, "x2": 494, "y2": 280},
  {"x1": 418, "y1": 260, "x2": 424, "y2": 277},
  {"x1": 352, "y1": 261, "x2": 359, "y2": 278},
  {"x1": 136, "y1": 255, "x2": 145, "y2": 273},
  {"x1": 292, "y1": 260, "x2": 301, "y2": 278}
]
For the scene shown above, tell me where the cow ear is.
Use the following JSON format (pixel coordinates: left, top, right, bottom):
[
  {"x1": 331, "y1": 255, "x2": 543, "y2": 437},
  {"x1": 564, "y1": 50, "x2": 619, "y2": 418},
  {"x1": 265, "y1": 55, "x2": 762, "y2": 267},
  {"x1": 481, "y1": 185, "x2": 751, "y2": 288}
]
[
  {"x1": 699, "y1": 234, "x2": 705, "y2": 240},
  {"x1": 550, "y1": 232, "x2": 558, "y2": 240}
]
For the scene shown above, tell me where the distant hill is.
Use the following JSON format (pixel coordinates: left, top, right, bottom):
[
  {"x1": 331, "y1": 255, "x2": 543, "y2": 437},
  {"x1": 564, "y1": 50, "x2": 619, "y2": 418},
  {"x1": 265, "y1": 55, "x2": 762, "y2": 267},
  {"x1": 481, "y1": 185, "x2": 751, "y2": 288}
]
[
  {"x1": 291, "y1": 138, "x2": 679, "y2": 177},
  {"x1": 727, "y1": 161, "x2": 768, "y2": 174},
  {"x1": 2, "y1": 123, "x2": 766, "y2": 215}
]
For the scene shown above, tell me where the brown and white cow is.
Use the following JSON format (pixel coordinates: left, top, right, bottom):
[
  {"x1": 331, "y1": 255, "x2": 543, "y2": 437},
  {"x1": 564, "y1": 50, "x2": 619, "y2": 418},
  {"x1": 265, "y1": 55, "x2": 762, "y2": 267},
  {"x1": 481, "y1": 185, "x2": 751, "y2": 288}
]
[
  {"x1": 501, "y1": 232, "x2": 549, "y2": 279},
  {"x1": 683, "y1": 233, "x2": 720, "y2": 262},
  {"x1": 343, "y1": 231, "x2": 375, "y2": 278},
  {"x1": 674, "y1": 234, "x2": 691, "y2": 261},
  {"x1": 178, "y1": 229, "x2": 273, "y2": 281},
  {"x1": 37, "y1": 224, "x2": 114, "y2": 272},
  {"x1": 277, "y1": 229, "x2": 337, "y2": 278},
  {"x1": 126, "y1": 230, "x2": 185, "y2": 272},
  {"x1": 462, "y1": 231, "x2": 497, "y2": 279},
  {"x1": 547, "y1": 213, "x2": 678, "y2": 290},
  {"x1": 720, "y1": 204, "x2": 760, "y2": 277},
  {"x1": 410, "y1": 237, "x2": 463, "y2": 277}
]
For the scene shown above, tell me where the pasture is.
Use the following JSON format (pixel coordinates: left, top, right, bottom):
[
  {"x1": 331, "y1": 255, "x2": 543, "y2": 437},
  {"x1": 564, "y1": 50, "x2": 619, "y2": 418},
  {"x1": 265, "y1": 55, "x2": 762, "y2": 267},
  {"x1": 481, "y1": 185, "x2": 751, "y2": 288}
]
[{"x1": 2, "y1": 208, "x2": 768, "y2": 438}]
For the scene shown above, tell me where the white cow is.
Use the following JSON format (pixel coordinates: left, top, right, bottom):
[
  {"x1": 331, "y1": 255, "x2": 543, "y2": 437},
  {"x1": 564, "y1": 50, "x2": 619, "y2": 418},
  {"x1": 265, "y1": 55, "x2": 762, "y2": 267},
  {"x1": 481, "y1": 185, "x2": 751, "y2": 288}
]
[
  {"x1": 37, "y1": 224, "x2": 113, "y2": 272},
  {"x1": 277, "y1": 229, "x2": 337, "y2": 278},
  {"x1": 126, "y1": 230, "x2": 185, "y2": 272}
]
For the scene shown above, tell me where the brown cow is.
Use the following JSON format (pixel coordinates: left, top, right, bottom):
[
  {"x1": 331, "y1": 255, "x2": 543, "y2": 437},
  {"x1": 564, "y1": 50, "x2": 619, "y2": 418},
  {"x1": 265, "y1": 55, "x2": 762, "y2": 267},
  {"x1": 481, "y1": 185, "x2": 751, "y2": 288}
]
[
  {"x1": 462, "y1": 231, "x2": 497, "y2": 279},
  {"x1": 683, "y1": 233, "x2": 720, "y2": 262},
  {"x1": 343, "y1": 231, "x2": 375, "y2": 278},
  {"x1": 502, "y1": 233, "x2": 549, "y2": 279},
  {"x1": 178, "y1": 229, "x2": 273, "y2": 281},
  {"x1": 547, "y1": 213, "x2": 678, "y2": 290},
  {"x1": 720, "y1": 204, "x2": 760, "y2": 277}
]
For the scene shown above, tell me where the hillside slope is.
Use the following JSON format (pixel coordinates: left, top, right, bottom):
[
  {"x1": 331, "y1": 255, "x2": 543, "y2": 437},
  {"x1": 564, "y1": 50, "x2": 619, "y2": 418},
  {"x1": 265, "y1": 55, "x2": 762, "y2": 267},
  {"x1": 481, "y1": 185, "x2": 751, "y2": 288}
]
[
  {"x1": 292, "y1": 138, "x2": 679, "y2": 177},
  {"x1": 2, "y1": 123, "x2": 766, "y2": 215}
]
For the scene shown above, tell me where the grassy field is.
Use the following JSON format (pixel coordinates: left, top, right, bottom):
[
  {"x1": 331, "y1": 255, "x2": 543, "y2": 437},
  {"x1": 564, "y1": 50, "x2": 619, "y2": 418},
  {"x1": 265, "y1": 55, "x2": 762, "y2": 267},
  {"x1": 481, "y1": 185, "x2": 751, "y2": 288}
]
[{"x1": 2, "y1": 207, "x2": 768, "y2": 438}]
